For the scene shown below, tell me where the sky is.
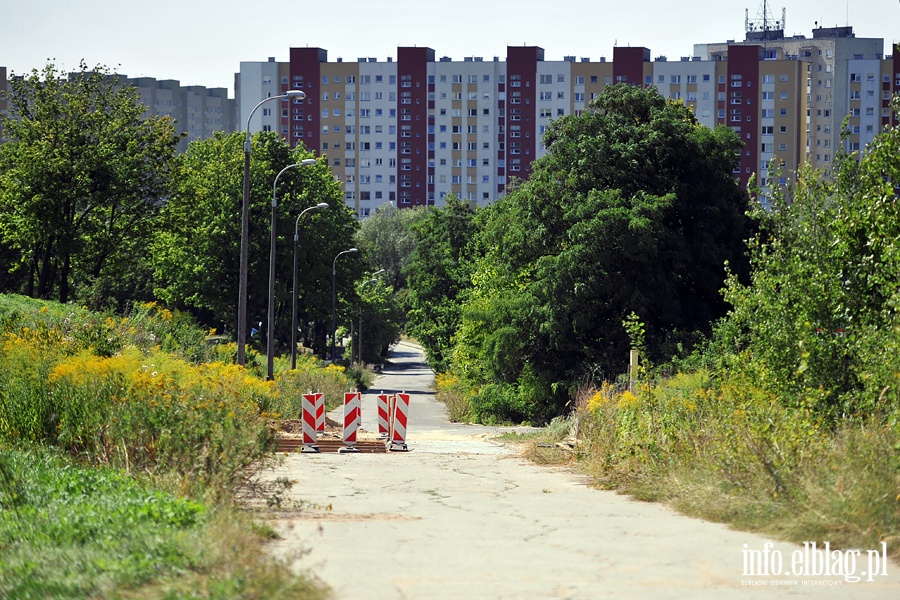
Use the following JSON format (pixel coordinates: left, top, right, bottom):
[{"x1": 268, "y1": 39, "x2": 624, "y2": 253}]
[{"x1": 2, "y1": 0, "x2": 898, "y2": 96}]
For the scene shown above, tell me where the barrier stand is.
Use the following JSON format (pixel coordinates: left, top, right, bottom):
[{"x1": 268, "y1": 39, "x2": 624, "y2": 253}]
[
  {"x1": 300, "y1": 393, "x2": 320, "y2": 453},
  {"x1": 389, "y1": 391, "x2": 409, "y2": 451},
  {"x1": 339, "y1": 390, "x2": 361, "y2": 453},
  {"x1": 314, "y1": 391, "x2": 325, "y2": 434},
  {"x1": 387, "y1": 393, "x2": 397, "y2": 442},
  {"x1": 377, "y1": 392, "x2": 390, "y2": 438}
]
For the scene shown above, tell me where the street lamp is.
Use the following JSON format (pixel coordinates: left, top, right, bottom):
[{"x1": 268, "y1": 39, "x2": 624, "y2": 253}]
[
  {"x1": 238, "y1": 89, "x2": 306, "y2": 366},
  {"x1": 358, "y1": 269, "x2": 385, "y2": 366},
  {"x1": 331, "y1": 248, "x2": 358, "y2": 362},
  {"x1": 292, "y1": 201, "x2": 330, "y2": 370},
  {"x1": 266, "y1": 159, "x2": 318, "y2": 380}
]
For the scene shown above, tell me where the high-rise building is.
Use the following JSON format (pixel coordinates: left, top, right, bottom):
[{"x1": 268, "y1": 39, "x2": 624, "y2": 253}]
[
  {"x1": 697, "y1": 26, "x2": 887, "y2": 175},
  {"x1": 237, "y1": 29, "x2": 894, "y2": 218},
  {"x1": 123, "y1": 76, "x2": 235, "y2": 152},
  {"x1": 1, "y1": 68, "x2": 235, "y2": 152}
]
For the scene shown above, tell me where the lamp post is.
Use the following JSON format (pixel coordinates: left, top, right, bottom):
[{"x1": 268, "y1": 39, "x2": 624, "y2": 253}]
[
  {"x1": 357, "y1": 269, "x2": 385, "y2": 365},
  {"x1": 331, "y1": 248, "x2": 358, "y2": 362},
  {"x1": 238, "y1": 89, "x2": 306, "y2": 366},
  {"x1": 266, "y1": 159, "x2": 318, "y2": 381},
  {"x1": 292, "y1": 201, "x2": 330, "y2": 370}
]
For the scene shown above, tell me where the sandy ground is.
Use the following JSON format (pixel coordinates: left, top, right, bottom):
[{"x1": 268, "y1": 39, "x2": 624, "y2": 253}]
[{"x1": 259, "y1": 341, "x2": 900, "y2": 599}]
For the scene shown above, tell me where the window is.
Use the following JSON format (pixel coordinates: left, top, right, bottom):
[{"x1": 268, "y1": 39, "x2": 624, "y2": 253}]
[
  {"x1": 762, "y1": 74, "x2": 774, "y2": 83},
  {"x1": 671, "y1": 75, "x2": 681, "y2": 84},
  {"x1": 539, "y1": 74, "x2": 552, "y2": 84}
]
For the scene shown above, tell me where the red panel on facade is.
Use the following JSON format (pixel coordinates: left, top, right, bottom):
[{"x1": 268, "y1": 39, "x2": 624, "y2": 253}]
[
  {"x1": 893, "y1": 44, "x2": 900, "y2": 127},
  {"x1": 397, "y1": 47, "x2": 434, "y2": 207},
  {"x1": 612, "y1": 47, "x2": 650, "y2": 87},
  {"x1": 506, "y1": 46, "x2": 541, "y2": 180},
  {"x1": 289, "y1": 48, "x2": 326, "y2": 153},
  {"x1": 727, "y1": 45, "x2": 761, "y2": 188}
]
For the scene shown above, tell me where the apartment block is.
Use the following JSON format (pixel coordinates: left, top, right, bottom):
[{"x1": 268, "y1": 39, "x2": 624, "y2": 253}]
[
  {"x1": 698, "y1": 26, "x2": 887, "y2": 173},
  {"x1": 234, "y1": 28, "x2": 894, "y2": 217},
  {"x1": 124, "y1": 76, "x2": 235, "y2": 152}
]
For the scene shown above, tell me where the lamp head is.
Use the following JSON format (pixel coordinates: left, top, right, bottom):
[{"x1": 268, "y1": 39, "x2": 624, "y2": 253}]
[
  {"x1": 285, "y1": 90, "x2": 307, "y2": 100},
  {"x1": 316, "y1": 202, "x2": 329, "y2": 209}
]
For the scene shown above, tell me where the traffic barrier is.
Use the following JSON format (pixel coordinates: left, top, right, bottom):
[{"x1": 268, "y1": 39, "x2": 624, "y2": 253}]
[
  {"x1": 314, "y1": 392, "x2": 325, "y2": 434},
  {"x1": 377, "y1": 392, "x2": 390, "y2": 438},
  {"x1": 389, "y1": 392, "x2": 409, "y2": 451},
  {"x1": 340, "y1": 391, "x2": 361, "y2": 453},
  {"x1": 300, "y1": 393, "x2": 319, "y2": 453}
]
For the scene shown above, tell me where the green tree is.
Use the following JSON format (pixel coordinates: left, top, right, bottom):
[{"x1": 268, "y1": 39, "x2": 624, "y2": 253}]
[
  {"x1": 720, "y1": 98, "x2": 900, "y2": 419},
  {"x1": 355, "y1": 202, "x2": 425, "y2": 291},
  {"x1": 152, "y1": 132, "x2": 360, "y2": 355},
  {"x1": 404, "y1": 196, "x2": 480, "y2": 372},
  {"x1": 0, "y1": 62, "x2": 181, "y2": 308},
  {"x1": 355, "y1": 279, "x2": 405, "y2": 365},
  {"x1": 454, "y1": 84, "x2": 751, "y2": 421}
]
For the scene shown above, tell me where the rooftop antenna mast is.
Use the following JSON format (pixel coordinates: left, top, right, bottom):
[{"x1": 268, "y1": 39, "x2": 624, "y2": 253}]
[{"x1": 745, "y1": 1, "x2": 785, "y2": 34}]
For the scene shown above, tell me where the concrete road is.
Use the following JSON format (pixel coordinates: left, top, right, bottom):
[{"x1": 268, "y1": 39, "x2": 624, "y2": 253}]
[{"x1": 263, "y1": 341, "x2": 900, "y2": 599}]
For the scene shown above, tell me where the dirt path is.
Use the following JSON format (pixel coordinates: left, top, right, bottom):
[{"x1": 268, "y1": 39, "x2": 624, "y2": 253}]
[{"x1": 262, "y1": 341, "x2": 900, "y2": 599}]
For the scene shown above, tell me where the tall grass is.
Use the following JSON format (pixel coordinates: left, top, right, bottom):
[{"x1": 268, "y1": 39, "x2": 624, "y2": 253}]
[
  {"x1": 560, "y1": 371, "x2": 900, "y2": 560},
  {"x1": 0, "y1": 446, "x2": 328, "y2": 599},
  {"x1": 0, "y1": 294, "x2": 349, "y2": 598}
]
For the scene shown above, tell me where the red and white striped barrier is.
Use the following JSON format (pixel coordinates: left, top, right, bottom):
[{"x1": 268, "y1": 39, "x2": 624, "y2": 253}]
[
  {"x1": 314, "y1": 392, "x2": 325, "y2": 434},
  {"x1": 389, "y1": 392, "x2": 409, "y2": 451},
  {"x1": 300, "y1": 393, "x2": 319, "y2": 452},
  {"x1": 377, "y1": 393, "x2": 390, "y2": 438},
  {"x1": 340, "y1": 391, "x2": 361, "y2": 453}
]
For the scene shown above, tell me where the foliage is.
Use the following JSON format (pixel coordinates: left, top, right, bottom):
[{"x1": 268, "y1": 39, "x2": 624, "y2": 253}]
[
  {"x1": 448, "y1": 84, "x2": 750, "y2": 422},
  {"x1": 0, "y1": 447, "x2": 329, "y2": 599},
  {"x1": 404, "y1": 196, "x2": 480, "y2": 372},
  {"x1": 152, "y1": 131, "x2": 360, "y2": 356},
  {"x1": 0, "y1": 62, "x2": 181, "y2": 308},
  {"x1": 354, "y1": 202, "x2": 426, "y2": 291},
  {"x1": 717, "y1": 97, "x2": 900, "y2": 420},
  {"x1": 354, "y1": 278, "x2": 405, "y2": 365},
  {"x1": 0, "y1": 294, "x2": 355, "y2": 496},
  {"x1": 564, "y1": 372, "x2": 900, "y2": 560}
]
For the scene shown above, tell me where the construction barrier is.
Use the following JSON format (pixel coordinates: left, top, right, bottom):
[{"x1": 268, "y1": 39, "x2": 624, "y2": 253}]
[
  {"x1": 300, "y1": 393, "x2": 319, "y2": 453},
  {"x1": 377, "y1": 393, "x2": 390, "y2": 438},
  {"x1": 390, "y1": 392, "x2": 409, "y2": 451},
  {"x1": 340, "y1": 391, "x2": 361, "y2": 453},
  {"x1": 314, "y1": 392, "x2": 325, "y2": 434}
]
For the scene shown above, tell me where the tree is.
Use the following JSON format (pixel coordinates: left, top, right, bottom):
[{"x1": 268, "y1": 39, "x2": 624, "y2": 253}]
[
  {"x1": 354, "y1": 202, "x2": 425, "y2": 291},
  {"x1": 0, "y1": 62, "x2": 181, "y2": 307},
  {"x1": 355, "y1": 279, "x2": 405, "y2": 365},
  {"x1": 453, "y1": 84, "x2": 751, "y2": 421},
  {"x1": 404, "y1": 196, "x2": 480, "y2": 372},
  {"x1": 719, "y1": 98, "x2": 900, "y2": 419},
  {"x1": 152, "y1": 132, "x2": 360, "y2": 355}
]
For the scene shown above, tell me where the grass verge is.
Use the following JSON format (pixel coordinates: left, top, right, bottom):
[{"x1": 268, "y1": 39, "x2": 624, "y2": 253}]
[{"x1": 514, "y1": 371, "x2": 900, "y2": 562}]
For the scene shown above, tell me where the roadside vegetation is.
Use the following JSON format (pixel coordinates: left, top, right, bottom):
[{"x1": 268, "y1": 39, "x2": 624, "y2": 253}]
[
  {"x1": 1, "y1": 58, "x2": 898, "y2": 590},
  {"x1": 0, "y1": 295, "x2": 340, "y2": 598},
  {"x1": 429, "y1": 91, "x2": 900, "y2": 560}
]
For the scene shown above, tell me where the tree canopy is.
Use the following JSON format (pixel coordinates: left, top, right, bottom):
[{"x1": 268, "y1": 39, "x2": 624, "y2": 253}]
[
  {"x1": 718, "y1": 98, "x2": 900, "y2": 420},
  {"x1": 152, "y1": 131, "x2": 360, "y2": 356},
  {"x1": 434, "y1": 85, "x2": 752, "y2": 421},
  {"x1": 0, "y1": 63, "x2": 181, "y2": 308}
]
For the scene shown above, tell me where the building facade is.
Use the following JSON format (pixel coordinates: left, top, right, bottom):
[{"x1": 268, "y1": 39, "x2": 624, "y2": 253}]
[
  {"x1": 233, "y1": 29, "x2": 895, "y2": 217},
  {"x1": 124, "y1": 76, "x2": 235, "y2": 153}
]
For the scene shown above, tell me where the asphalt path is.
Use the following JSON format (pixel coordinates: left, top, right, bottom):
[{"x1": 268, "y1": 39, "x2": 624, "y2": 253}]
[{"x1": 263, "y1": 341, "x2": 900, "y2": 599}]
